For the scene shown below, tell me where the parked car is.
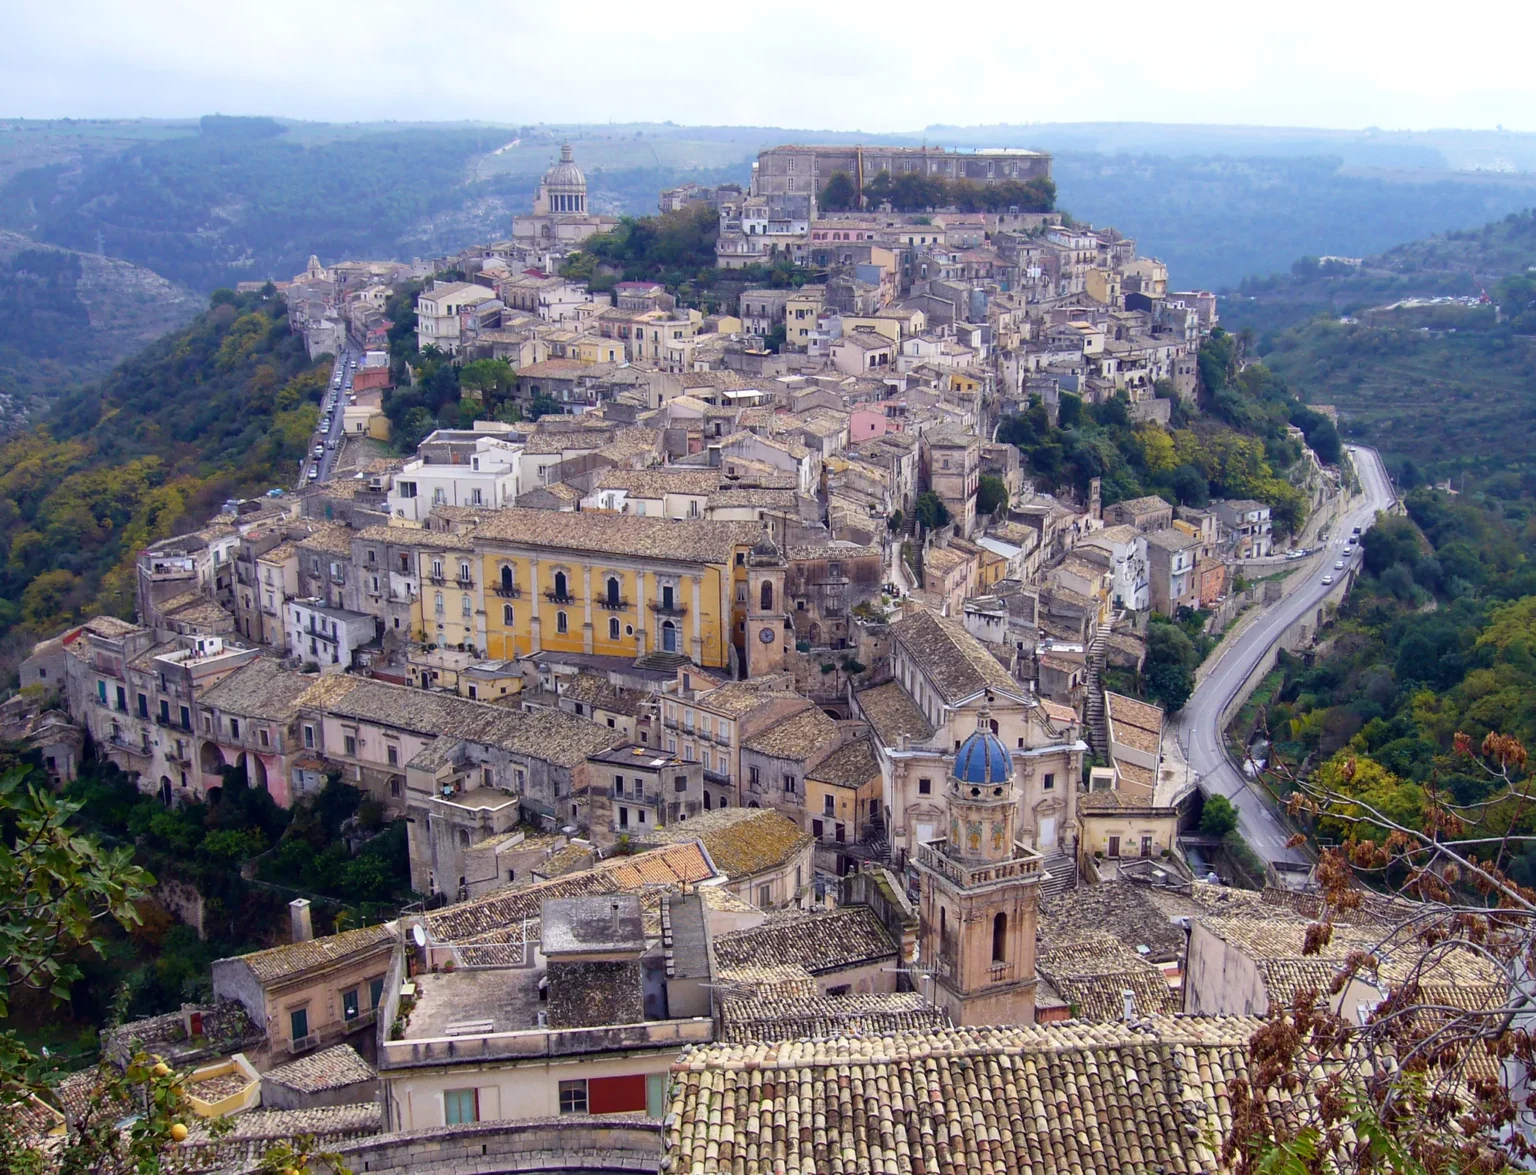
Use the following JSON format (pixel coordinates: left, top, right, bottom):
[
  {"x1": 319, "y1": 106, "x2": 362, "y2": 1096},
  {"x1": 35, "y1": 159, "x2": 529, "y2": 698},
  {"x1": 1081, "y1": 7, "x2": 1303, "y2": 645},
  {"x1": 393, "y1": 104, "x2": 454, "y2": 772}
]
[
  {"x1": 308, "y1": 465, "x2": 320, "y2": 480},
  {"x1": 313, "y1": 444, "x2": 324, "y2": 456}
]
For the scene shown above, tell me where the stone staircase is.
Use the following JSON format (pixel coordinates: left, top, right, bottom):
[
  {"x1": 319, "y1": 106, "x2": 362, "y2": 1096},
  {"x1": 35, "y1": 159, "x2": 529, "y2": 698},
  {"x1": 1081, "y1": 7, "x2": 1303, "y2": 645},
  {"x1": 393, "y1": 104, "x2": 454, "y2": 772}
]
[
  {"x1": 1038, "y1": 850, "x2": 1079, "y2": 902},
  {"x1": 633, "y1": 651, "x2": 692, "y2": 672},
  {"x1": 1083, "y1": 627, "x2": 1110, "y2": 760}
]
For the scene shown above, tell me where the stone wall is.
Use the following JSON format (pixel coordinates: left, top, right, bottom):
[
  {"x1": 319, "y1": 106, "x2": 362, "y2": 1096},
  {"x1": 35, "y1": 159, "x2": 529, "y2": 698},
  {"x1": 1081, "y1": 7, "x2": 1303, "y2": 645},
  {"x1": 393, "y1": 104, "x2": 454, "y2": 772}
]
[{"x1": 295, "y1": 1116, "x2": 663, "y2": 1175}]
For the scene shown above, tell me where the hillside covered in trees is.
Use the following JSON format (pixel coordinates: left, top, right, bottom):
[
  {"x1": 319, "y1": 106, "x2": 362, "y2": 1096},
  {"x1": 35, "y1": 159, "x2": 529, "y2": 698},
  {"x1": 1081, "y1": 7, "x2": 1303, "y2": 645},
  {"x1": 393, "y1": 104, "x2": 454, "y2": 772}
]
[
  {"x1": 1234, "y1": 210, "x2": 1536, "y2": 494},
  {"x1": 0, "y1": 231, "x2": 201, "y2": 411},
  {"x1": 0, "y1": 288, "x2": 325, "y2": 671},
  {"x1": 1246, "y1": 484, "x2": 1536, "y2": 884}
]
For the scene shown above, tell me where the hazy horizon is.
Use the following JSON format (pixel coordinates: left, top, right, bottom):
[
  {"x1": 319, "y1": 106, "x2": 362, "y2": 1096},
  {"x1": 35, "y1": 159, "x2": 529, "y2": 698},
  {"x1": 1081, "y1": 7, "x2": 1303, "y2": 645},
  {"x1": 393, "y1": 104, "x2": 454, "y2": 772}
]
[{"x1": 3, "y1": 0, "x2": 1533, "y2": 135}]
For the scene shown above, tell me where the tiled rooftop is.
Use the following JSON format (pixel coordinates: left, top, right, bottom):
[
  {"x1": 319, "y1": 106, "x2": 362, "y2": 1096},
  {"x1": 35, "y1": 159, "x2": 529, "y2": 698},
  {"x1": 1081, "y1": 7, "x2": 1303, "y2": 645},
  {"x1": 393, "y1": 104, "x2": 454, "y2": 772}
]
[
  {"x1": 806, "y1": 738, "x2": 879, "y2": 788},
  {"x1": 262, "y1": 1044, "x2": 377, "y2": 1094},
  {"x1": 1106, "y1": 691, "x2": 1164, "y2": 755},
  {"x1": 423, "y1": 841, "x2": 716, "y2": 957},
  {"x1": 222, "y1": 923, "x2": 395, "y2": 986},
  {"x1": 473, "y1": 507, "x2": 758, "y2": 564},
  {"x1": 718, "y1": 991, "x2": 948, "y2": 1044},
  {"x1": 1037, "y1": 932, "x2": 1180, "y2": 1023},
  {"x1": 891, "y1": 609, "x2": 1018, "y2": 702},
  {"x1": 667, "y1": 1016, "x2": 1269, "y2": 1175},
  {"x1": 741, "y1": 707, "x2": 838, "y2": 761},
  {"x1": 640, "y1": 808, "x2": 810, "y2": 881},
  {"x1": 714, "y1": 906, "x2": 896, "y2": 976},
  {"x1": 855, "y1": 681, "x2": 935, "y2": 748}
]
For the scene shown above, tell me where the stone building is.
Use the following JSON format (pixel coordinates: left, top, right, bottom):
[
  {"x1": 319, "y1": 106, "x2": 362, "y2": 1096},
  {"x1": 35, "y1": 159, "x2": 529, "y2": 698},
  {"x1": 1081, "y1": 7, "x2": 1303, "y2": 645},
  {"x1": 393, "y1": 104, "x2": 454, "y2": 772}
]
[
  {"x1": 510, "y1": 144, "x2": 619, "y2": 252},
  {"x1": 912, "y1": 713, "x2": 1044, "y2": 1026}
]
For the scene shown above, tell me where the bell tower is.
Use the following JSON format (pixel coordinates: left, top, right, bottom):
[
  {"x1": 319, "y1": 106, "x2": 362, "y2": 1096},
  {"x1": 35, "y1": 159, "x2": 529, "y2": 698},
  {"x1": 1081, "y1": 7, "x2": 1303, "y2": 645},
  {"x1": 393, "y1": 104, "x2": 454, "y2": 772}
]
[
  {"x1": 745, "y1": 524, "x2": 787, "y2": 678},
  {"x1": 914, "y1": 710, "x2": 1042, "y2": 1025}
]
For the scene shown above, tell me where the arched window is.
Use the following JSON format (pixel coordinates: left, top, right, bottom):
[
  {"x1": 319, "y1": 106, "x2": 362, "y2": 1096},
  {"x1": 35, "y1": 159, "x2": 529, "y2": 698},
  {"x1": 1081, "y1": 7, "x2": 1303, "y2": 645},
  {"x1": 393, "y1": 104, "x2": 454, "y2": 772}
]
[
  {"x1": 553, "y1": 571, "x2": 568, "y2": 600},
  {"x1": 501, "y1": 565, "x2": 513, "y2": 592},
  {"x1": 609, "y1": 617, "x2": 620, "y2": 640},
  {"x1": 607, "y1": 576, "x2": 620, "y2": 606},
  {"x1": 557, "y1": 611, "x2": 568, "y2": 634},
  {"x1": 992, "y1": 912, "x2": 1007, "y2": 963},
  {"x1": 760, "y1": 580, "x2": 774, "y2": 612},
  {"x1": 503, "y1": 604, "x2": 514, "y2": 626}
]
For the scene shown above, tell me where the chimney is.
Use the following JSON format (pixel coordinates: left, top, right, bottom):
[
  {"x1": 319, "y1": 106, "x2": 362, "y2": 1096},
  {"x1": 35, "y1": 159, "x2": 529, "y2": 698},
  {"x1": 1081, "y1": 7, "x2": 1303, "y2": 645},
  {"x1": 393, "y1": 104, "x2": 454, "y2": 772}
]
[
  {"x1": 1122, "y1": 989, "x2": 1136, "y2": 1023},
  {"x1": 611, "y1": 900, "x2": 621, "y2": 937},
  {"x1": 290, "y1": 898, "x2": 314, "y2": 943}
]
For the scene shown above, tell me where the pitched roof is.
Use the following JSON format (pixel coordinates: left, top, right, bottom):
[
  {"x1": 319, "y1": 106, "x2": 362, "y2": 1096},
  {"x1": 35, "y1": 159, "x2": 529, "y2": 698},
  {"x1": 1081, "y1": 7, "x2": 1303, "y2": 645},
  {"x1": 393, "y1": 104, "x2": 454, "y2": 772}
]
[
  {"x1": 718, "y1": 991, "x2": 948, "y2": 1044},
  {"x1": 197, "y1": 657, "x2": 327, "y2": 721},
  {"x1": 741, "y1": 707, "x2": 838, "y2": 761},
  {"x1": 666, "y1": 1017, "x2": 1269, "y2": 1175},
  {"x1": 224, "y1": 923, "x2": 395, "y2": 987},
  {"x1": 640, "y1": 808, "x2": 811, "y2": 882},
  {"x1": 855, "y1": 681, "x2": 935, "y2": 748},
  {"x1": 806, "y1": 738, "x2": 879, "y2": 788},
  {"x1": 308, "y1": 677, "x2": 623, "y2": 768},
  {"x1": 890, "y1": 609, "x2": 1018, "y2": 702},
  {"x1": 473, "y1": 507, "x2": 757, "y2": 564},
  {"x1": 1106, "y1": 692, "x2": 1164, "y2": 755},
  {"x1": 1037, "y1": 932, "x2": 1180, "y2": 1023},
  {"x1": 713, "y1": 906, "x2": 897, "y2": 976},
  {"x1": 696, "y1": 681, "x2": 807, "y2": 719},
  {"x1": 423, "y1": 841, "x2": 716, "y2": 954},
  {"x1": 261, "y1": 1044, "x2": 376, "y2": 1094},
  {"x1": 1109, "y1": 494, "x2": 1172, "y2": 517}
]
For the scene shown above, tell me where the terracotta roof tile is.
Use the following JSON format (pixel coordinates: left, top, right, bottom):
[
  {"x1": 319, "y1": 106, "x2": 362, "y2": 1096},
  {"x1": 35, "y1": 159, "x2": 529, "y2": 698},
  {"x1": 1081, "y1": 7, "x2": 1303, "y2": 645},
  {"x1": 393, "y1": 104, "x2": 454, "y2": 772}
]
[
  {"x1": 718, "y1": 991, "x2": 948, "y2": 1043},
  {"x1": 639, "y1": 808, "x2": 810, "y2": 881},
  {"x1": 890, "y1": 608, "x2": 1018, "y2": 702},
  {"x1": 474, "y1": 507, "x2": 757, "y2": 564},
  {"x1": 855, "y1": 681, "x2": 934, "y2": 747},
  {"x1": 262, "y1": 1044, "x2": 376, "y2": 1094},
  {"x1": 221, "y1": 923, "x2": 395, "y2": 987},
  {"x1": 741, "y1": 708, "x2": 838, "y2": 761},
  {"x1": 667, "y1": 1016, "x2": 1271, "y2": 1175},
  {"x1": 714, "y1": 906, "x2": 896, "y2": 976}
]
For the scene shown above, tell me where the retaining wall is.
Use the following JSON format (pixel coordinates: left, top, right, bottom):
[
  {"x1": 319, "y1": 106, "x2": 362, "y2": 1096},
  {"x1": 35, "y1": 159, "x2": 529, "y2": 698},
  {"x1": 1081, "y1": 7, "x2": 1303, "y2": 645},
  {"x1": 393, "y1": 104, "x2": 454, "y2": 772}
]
[{"x1": 299, "y1": 1117, "x2": 663, "y2": 1175}]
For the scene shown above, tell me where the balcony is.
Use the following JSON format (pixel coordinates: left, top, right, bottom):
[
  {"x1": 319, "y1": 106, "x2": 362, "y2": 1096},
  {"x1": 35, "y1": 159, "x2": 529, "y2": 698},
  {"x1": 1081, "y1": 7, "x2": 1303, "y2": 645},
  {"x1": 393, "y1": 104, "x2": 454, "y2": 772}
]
[
  {"x1": 702, "y1": 766, "x2": 731, "y2": 786},
  {"x1": 494, "y1": 585, "x2": 522, "y2": 599},
  {"x1": 108, "y1": 734, "x2": 154, "y2": 758},
  {"x1": 545, "y1": 591, "x2": 577, "y2": 605},
  {"x1": 596, "y1": 597, "x2": 630, "y2": 611},
  {"x1": 456, "y1": 576, "x2": 475, "y2": 589},
  {"x1": 428, "y1": 575, "x2": 447, "y2": 586},
  {"x1": 649, "y1": 600, "x2": 687, "y2": 617},
  {"x1": 914, "y1": 838, "x2": 1042, "y2": 889}
]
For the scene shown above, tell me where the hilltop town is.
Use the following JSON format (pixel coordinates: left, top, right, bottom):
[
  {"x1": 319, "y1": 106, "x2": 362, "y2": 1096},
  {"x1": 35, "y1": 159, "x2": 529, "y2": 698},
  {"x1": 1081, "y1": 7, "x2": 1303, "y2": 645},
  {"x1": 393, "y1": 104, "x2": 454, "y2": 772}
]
[{"x1": 5, "y1": 142, "x2": 1424, "y2": 1174}]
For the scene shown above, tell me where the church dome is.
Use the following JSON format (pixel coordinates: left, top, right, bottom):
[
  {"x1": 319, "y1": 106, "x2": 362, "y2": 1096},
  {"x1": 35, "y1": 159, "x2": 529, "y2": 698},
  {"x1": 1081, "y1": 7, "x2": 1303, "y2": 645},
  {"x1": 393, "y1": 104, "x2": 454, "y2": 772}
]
[
  {"x1": 951, "y1": 720, "x2": 1011, "y2": 786},
  {"x1": 543, "y1": 143, "x2": 586, "y2": 190}
]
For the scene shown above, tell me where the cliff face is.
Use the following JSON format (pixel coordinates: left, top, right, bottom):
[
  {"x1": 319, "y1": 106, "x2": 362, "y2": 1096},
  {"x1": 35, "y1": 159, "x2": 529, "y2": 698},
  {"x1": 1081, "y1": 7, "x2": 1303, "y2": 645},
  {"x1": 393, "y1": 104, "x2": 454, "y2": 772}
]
[{"x1": 0, "y1": 230, "x2": 201, "y2": 414}]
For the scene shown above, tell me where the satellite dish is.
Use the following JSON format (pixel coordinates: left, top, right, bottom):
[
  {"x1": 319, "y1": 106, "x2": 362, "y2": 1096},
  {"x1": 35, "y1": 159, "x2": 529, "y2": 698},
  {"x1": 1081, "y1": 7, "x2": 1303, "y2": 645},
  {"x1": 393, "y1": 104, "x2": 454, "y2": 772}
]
[{"x1": 412, "y1": 925, "x2": 427, "y2": 947}]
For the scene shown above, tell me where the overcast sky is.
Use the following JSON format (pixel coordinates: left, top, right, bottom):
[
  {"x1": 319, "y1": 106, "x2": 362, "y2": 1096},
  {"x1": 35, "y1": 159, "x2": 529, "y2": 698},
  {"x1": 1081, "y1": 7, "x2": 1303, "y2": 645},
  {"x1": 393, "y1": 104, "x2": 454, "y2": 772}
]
[{"x1": 3, "y1": 0, "x2": 1532, "y2": 133}]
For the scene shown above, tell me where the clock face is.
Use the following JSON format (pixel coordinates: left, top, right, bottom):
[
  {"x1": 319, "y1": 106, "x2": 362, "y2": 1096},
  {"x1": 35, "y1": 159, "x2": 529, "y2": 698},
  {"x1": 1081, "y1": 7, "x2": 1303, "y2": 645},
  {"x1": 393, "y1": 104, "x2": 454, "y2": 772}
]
[{"x1": 758, "y1": 627, "x2": 777, "y2": 644}]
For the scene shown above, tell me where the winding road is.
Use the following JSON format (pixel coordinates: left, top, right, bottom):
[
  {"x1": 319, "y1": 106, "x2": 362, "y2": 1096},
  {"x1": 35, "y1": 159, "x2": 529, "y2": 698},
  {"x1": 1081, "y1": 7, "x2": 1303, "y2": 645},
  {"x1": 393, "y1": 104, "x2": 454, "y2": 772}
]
[{"x1": 1172, "y1": 445, "x2": 1398, "y2": 870}]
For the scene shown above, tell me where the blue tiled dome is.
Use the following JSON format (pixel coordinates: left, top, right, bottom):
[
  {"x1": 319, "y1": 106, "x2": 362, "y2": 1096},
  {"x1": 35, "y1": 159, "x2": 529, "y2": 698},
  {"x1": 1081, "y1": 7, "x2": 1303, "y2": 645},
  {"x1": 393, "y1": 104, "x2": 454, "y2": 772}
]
[{"x1": 952, "y1": 726, "x2": 1011, "y2": 785}]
